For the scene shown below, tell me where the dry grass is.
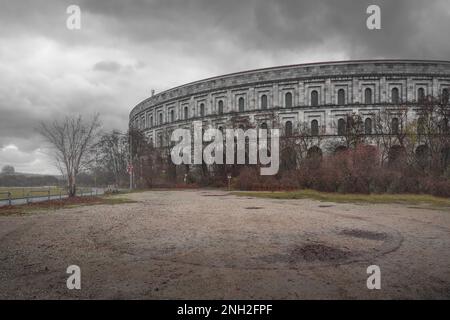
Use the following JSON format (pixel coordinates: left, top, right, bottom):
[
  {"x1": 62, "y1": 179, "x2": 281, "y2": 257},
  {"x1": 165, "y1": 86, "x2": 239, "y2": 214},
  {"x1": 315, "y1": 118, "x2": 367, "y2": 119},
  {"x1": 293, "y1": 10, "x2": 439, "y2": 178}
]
[
  {"x1": 0, "y1": 187, "x2": 96, "y2": 200},
  {"x1": 0, "y1": 195, "x2": 136, "y2": 216},
  {"x1": 233, "y1": 189, "x2": 450, "y2": 207}
]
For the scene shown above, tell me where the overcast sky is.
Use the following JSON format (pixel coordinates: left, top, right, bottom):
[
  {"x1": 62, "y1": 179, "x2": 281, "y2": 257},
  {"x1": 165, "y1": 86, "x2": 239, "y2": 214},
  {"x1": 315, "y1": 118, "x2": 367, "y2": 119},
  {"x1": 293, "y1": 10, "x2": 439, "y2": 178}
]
[{"x1": 0, "y1": 0, "x2": 449, "y2": 174}]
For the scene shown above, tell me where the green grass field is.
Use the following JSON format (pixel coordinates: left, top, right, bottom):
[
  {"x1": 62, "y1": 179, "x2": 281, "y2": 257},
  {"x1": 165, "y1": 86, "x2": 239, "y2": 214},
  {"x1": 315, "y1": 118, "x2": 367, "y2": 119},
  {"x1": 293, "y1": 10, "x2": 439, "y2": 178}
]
[
  {"x1": 232, "y1": 189, "x2": 450, "y2": 207},
  {"x1": 0, "y1": 187, "x2": 94, "y2": 200}
]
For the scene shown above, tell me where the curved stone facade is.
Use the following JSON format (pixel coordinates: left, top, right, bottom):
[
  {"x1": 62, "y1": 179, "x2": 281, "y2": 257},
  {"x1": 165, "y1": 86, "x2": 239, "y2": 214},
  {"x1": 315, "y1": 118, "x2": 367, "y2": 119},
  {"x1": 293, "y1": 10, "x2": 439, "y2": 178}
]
[{"x1": 129, "y1": 60, "x2": 450, "y2": 146}]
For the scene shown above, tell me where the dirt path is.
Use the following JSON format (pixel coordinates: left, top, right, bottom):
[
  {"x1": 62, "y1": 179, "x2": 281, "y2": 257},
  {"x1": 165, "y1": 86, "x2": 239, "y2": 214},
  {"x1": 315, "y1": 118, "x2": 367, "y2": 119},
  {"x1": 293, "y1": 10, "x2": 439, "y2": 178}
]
[{"x1": 0, "y1": 190, "x2": 449, "y2": 299}]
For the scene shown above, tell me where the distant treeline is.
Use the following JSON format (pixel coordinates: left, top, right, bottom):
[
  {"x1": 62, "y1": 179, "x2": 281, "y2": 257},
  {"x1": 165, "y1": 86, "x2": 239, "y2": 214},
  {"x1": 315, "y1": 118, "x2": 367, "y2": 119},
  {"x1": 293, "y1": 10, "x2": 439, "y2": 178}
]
[{"x1": 0, "y1": 174, "x2": 61, "y2": 187}]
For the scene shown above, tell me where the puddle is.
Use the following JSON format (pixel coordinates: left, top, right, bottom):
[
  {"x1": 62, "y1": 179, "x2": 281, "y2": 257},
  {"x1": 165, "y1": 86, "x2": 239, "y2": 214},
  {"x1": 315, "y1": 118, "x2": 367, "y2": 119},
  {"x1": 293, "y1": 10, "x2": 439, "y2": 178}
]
[
  {"x1": 259, "y1": 243, "x2": 352, "y2": 264},
  {"x1": 339, "y1": 228, "x2": 387, "y2": 241},
  {"x1": 289, "y1": 244, "x2": 352, "y2": 262}
]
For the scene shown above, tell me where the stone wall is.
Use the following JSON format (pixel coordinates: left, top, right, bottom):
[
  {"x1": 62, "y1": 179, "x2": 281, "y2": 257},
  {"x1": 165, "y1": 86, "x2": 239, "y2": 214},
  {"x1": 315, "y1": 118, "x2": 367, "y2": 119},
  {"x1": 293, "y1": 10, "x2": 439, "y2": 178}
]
[{"x1": 129, "y1": 60, "x2": 450, "y2": 146}]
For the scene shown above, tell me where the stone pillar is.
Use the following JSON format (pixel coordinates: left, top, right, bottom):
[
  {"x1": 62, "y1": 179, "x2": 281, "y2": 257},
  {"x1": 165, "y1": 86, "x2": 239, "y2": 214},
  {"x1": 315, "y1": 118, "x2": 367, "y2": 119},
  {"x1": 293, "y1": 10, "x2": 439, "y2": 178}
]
[
  {"x1": 249, "y1": 87, "x2": 255, "y2": 110},
  {"x1": 325, "y1": 78, "x2": 331, "y2": 104},
  {"x1": 273, "y1": 83, "x2": 279, "y2": 108},
  {"x1": 298, "y1": 81, "x2": 305, "y2": 106},
  {"x1": 380, "y1": 77, "x2": 386, "y2": 103},
  {"x1": 352, "y1": 77, "x2": 359, "y2": 103},
  {"x1": 432, "y1": 77, "x2": 439, "y2": 97},
  {"x1": 406, "y1": 77, "x2": 413, "y2": 102}
]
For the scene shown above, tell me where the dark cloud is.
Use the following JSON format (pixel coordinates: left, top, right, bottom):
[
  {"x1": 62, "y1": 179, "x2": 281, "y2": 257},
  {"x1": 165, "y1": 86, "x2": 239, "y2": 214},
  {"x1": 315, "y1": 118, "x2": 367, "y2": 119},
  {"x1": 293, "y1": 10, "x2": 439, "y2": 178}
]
[
  {"x1": 93, "y1": 60, "x2": 122, "y2": 72},
  {"x1": 0, "y1": 0, "x2": 449, "y2": 173}
]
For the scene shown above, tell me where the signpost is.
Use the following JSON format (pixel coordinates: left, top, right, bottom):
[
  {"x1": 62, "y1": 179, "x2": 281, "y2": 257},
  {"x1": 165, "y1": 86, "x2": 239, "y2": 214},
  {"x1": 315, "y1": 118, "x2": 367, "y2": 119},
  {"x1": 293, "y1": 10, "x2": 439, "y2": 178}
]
[{"x1": 127, "y1": 164, "x2": 133, "y2": 190}]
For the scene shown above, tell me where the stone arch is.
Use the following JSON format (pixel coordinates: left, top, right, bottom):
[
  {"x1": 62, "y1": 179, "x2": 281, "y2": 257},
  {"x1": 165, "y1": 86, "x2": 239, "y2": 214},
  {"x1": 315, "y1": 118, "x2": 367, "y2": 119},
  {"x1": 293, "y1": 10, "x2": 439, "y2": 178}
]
[
  {"x1": 391, "y1": 117, "x2": 399, "y2": 135},
  {"x1": 391, "y1": 87, "x2": 399, "y2": 104},
  {"x1": 261, "y1": 95, "x2": 268, "y2": 110},
  {"x1": 364, "y1": 118, "x2": 372, "y2": 134},
  {"x1": 307, "y1": 146, "x2": 322, "y2": 159},
  {"x1": 418, "y1": 87, "x2": 425, "y2": 102},
  {"x1": 337, "y1": 89, "x2": 345, "y2": 105},
  {"x1": 285, "y1": 92, "x2": 292, "y2": 108},
  {"x1": 285, "y1": 121, "x2": 293, "y2": 136},
  {"x1": 238, "y1": 97, "x2": 245, "y2": 112},
  {"x1": 388, "y1": 145, "x2": 405, "y2": 164},
  {"x1": 311, "y1": 90, "x2": 319, "y2": 106},
  {"x1": 442, "y1": 88, "x2": 449, "y2": 104},
  {"x1": 311, "y1": 119, "x2": 319, "y2": 136},
  {"x1": 200, "y1": 103, "x2": 205, "y2": 117},
  {"x1": 337, "y1": 118, "x2": 346, "y2": 135},
  {"x1": 364, "y1": 88, "x2": 372, "y2": 104},
  {"x1": 415, "y1": 144, "x2": 429, "y2": 168}
]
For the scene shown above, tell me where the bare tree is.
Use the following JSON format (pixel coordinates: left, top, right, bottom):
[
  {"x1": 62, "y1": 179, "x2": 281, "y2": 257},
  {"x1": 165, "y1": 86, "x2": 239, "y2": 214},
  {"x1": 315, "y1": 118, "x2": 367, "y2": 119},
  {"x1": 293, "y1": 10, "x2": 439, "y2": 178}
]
[
  {"x1": 1, "y1": 165, "x2": 15, "y2": 175},
  {"x1": 373, "y1": 107, "x2": 409, "y2": 165},
  {"x1": 38, "y1": 114, "x2": 101, "y2": 197},
  {"x1": 95, "y1": 130, "x2": 129, "y2": 187}
]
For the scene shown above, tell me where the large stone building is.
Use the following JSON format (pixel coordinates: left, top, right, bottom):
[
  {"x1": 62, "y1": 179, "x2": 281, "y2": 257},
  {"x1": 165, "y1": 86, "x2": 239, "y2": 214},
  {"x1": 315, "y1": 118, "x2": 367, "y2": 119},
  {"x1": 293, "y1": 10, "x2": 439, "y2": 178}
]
[{"x1": 129, "y1": 60, "x2": 450, "y2": 149}]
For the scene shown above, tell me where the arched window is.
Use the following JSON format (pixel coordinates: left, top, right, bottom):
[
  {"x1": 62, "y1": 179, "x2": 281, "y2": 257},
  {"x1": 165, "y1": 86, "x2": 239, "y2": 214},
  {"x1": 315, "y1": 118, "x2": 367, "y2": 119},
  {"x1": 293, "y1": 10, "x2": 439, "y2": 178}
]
[
  {"x1": 364, "y1": 88, "x2": 372, "y2": 104},
  {"x1": 238, "y1": 97, "x2": 245, "y2": 112},
  {"x1": 200, "y1": 103, "x2": 205, "y2": 117},
  {"x1": 364, "y1": 118, "x2": 372, "y2": 134},
  {"x1": 218, "y1": 100, "x2": 224, "y2": 115},
  {"x1": 337, "y1": 89, "x2": 345, "y2": 105},
  {"x1": 391, "y1": 88, "x2": 399, "y2": 104},
  {"x1": 260, "y1": 122, "x2": 268, "y2": 130},
  {"x1": 311, "y1": 119, "x2": 319, "y2": 136},
  {"x1": 149, "y1": 116, "x2": 153, "y2": 127},
  {"x1": 159, "y1": 113, "x2": 163, "y2": 125},
  {"x1": 285, "y1": 121, "x2": 293, "y2": 136},
  {"x1": 311, "y1": 90, "x2": 319, "y2": 106},
  {"x1": 184, "y1": 106, "x2": 189, "y2": 119},
  {"x1": 391, "y1": 117, "x2": 399, "y2": 135},
  {"x1": 442, "y1": 88, "x2": 449, "y2": 104},
  {"x1": 337, "y1": 118, "x2": 346, "y2": 135},
  {"x1": 261, "y1": 95, "x2": 268, "y2": 109},
  {"x1": 417, "y1": 88, "x2": 425, "y2": 102},
  {"x1": 415, "y1": 145, "x2": 429, "y2": 169},
  {"x1": 388, "y1": 145, "x2": 405, "y2": 165},
  {"x1": 170, "y1": 110, "x2": 174, "y2": 122},
  {"x1": 307, "y1": 146, "x2": 322, "y2": 159},
  {"x1": 285, "y1": 92, "x2": 292, "y2": 108}
]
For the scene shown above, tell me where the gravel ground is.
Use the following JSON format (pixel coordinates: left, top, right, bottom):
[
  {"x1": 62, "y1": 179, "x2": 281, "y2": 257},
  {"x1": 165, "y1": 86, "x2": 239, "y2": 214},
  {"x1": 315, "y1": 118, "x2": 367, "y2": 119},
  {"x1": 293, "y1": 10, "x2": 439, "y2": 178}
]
[{"x1": 0, "y1": 189, "x2": 449, "y2": 299}]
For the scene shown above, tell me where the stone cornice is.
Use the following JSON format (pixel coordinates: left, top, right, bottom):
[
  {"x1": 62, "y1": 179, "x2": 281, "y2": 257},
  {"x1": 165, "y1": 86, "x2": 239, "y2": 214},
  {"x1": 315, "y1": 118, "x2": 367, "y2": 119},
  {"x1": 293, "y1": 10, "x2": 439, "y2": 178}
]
[{"x1": 130, "y1": 60, "x2": 450, "y2": 119}]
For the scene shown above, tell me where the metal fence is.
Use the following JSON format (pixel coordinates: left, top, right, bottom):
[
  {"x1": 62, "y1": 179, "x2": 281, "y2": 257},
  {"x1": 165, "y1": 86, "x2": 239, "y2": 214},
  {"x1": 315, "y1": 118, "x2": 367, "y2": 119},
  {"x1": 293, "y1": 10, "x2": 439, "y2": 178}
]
[{"x1": 0, "y1": 187, "x2": 104, "y2": 207}]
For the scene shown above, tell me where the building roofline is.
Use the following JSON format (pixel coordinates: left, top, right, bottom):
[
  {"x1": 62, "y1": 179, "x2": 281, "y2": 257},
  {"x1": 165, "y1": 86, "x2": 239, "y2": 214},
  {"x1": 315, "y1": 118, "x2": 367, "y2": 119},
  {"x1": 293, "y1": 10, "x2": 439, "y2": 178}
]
[
  {"x1": 131, "y1": 59, "x2": 450, "y2": 116},
  {"x1": 163, "y1": 59, "x2": 450, "y2": 92}
]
